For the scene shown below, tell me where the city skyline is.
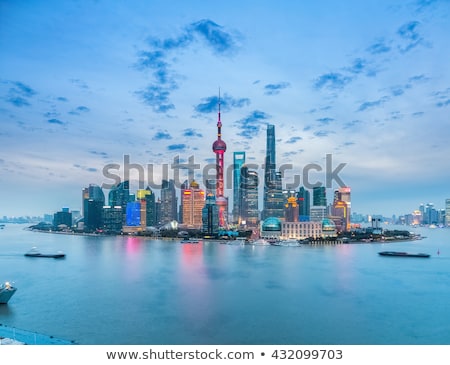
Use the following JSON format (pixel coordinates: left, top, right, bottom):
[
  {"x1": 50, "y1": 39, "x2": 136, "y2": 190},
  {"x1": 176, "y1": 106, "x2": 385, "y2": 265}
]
[{"x1": 1, "y1": 1, "x2": 449, "y2": 217}]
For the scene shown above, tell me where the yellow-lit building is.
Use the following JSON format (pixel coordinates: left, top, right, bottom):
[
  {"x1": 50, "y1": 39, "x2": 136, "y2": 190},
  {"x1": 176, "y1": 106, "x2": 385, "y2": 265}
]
[
  {"x1": 137, "y1": 189, "x2": 151, "y2": 228},
  {"x1": 181, "y1": 180, "x2": 205, "y2": 228}
]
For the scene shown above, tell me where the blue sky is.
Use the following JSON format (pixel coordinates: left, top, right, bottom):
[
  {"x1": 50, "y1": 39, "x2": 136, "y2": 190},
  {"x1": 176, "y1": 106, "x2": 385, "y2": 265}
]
[{"x1": 1, "y1": 0, "x2": 449, "y2": 217}]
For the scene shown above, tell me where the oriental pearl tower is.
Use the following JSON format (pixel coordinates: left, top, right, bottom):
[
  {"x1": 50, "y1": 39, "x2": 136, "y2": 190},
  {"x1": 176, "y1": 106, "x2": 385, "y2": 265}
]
[{"x1": 212, "y1": 93, "x2": 227, "y2": 227}]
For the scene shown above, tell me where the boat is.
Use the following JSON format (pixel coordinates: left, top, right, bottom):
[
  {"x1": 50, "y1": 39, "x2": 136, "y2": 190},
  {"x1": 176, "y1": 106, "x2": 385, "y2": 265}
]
[
  {"x1": 0, "y1": 282, "x2": 17, "y2": 304},
  {"x1": 24, "y1": 247, "x2": 66, "y2": 258},
  {"x1": 378, "y1": 251, "x2": 430, "y2": 258},
  {"x1": 180, "y1": 238, "x2": 200, "y2": 244}
]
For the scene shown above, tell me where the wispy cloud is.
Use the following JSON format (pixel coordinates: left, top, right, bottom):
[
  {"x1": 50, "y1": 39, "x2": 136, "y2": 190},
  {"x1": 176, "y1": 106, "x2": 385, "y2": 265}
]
[
  {"x1": 194, "y1": 93, "x2": 250, "y2": 114},
  {"x1": 135, "y1": 19, "x2": 240, "y2": 113},
  {"x1": 47, "y1": 118, "x2": 65, "y2": 125},
  {"x1": 235, "y1": 110, "x2": 271, "y2": 139},
  {"x1": 313, "y1": 72, "x2": 353, "y2": 90},
  {"x1": 366, "y1": 39, "x2": 392, "y2": 55},
  {"x1": 70, "y1": 78, "x2": 89, "y2": 89},
  {"x1": 264, "y1": 82, "x2": 291, "y2": 95},
  {"x1": 6, "y1": 96, "x2": 30, "y2": 107},
  {"x1": 183, "y1": 128, "x2": 203, "y2": 138},
  {"x1": 89, "y1": 150, "x2": 109, "y2": 158},
  {"x1": 313, "y1": 130, "x2": 335, "y2": 137},
  {"x1": 357, "y1": 96, "x2": 390, "y2": 112},
  {"x1": 153, "y1": 131, "x2": 172, "y2": 140},
  {"x1": 316, "y1": 117, "x2": 334, "y2": 124},
  {"x1": 136, "y1": 85, "x2": 175, "y2": 113},
  {"x1": 2, "y1": 80, "x2": 37, "y2": 107},
  {"x1": 396, "y1": 21, "x2": 428, "y2": 53},
  {"x1": 73, "y1": 164, "x2": 97, "y2": 173},
  {"x1": 286, "y1": 136, "x2": 302, "y2": 144},
  {"x1": 167, "y1": 144, "x2": 186, "y2": 151},
  {"x1": 69, "y1": 105, "x2": 90, "y2": 115}
]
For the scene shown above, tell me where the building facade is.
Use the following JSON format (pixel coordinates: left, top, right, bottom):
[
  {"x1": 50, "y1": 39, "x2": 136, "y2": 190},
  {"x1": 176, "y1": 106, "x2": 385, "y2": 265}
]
[
  {"x1": 181, "y1": 180, "x2": 205, "y2": 228},
  {"x1": 239, "y1": 165, "x2": 259, "y2": 227},
  {"x1": 232, "y1": 151, "x2": 246, "y2": 223}
]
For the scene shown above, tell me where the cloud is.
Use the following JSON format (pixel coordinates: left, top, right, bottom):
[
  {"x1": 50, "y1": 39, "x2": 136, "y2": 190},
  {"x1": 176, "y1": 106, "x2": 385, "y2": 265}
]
[
  {"x1": 357, "y1": 96, "x2": 390, "y2": 111},
  {"x1": 366, "y1": 39, "x2": 392, "y2": 55},
  {"x1": 194, "y1": 93, "x2": 250, "y2": 113},
  {"x1": 343, "y1": 120, "x2": 362, "y2": 129},
  {"x1": 153, "y1": 131, "x2": 172, "y2": 140},
  {"x1": 183, "y1": 128, "x2": 203, "y2": 137},
  {"x1": 167, "y1": 144, "x2": 186, "y2": 151},
  {"x1": 189, "y1": 19, "x2": 239, "y2": 55},
  {"x1": 235, "y1": 110, "x2": 271, "y2": 139},
  {"x1": 316, "y1": 117, "x2": 334, "y2": 124},
  {"x1": 69, "y1": 105, "x2": 90, "y2": 115},
  {"x1": 57, "y1": 96, "x2": 68, "y2": 102},
  {"x1": 6, "y1": 96, "x2": 30, "y2": 107},
  {"x1": 313, "y1": 130, "x2": 335, "y2": 137},
  {"x1": 135, "y1": 19, "x2": 240, "y2": 113},
  {"x1": 10, "y1": 81, "x2": 37, "y2": 97},
  {"x1": 47, "y1": 118, "x2": 65, "y2": 125},
  {"x1": 89, "y1": 150, "x2": 108, "y2": 158},
  {"x1": 73, "y1": 164, "x2": 97, "y2": 172},
  {"x1": 264, "y1": 82, "x2": 291, "y2": 95},
  {"x1": 313, "y1": 72, "x2": 353, "y2": 90},
  {"x1": 70, "y1": 78, "x2": 89, "y2": 89},
  {"x1": 436, "y1": 99, "x2": 450, "y2": 108},
  {"x1": 136, "y1": 85, "x2": 176, "y2": 113},
  {"x1": 286, "y1": 136, "x2": 302, "y2": 144},
  {"x1": 396, "y1": 21, "x2": 427, "y2": 53},
  {"x1": 346, "y1": 58, "x2": 367, "y2": 74}
]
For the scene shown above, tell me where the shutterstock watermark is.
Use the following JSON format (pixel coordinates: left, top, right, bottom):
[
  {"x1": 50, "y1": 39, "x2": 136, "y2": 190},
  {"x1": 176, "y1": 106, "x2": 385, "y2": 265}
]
[{"x1": 101, "y1": 154, "x2": 347, "y2": 190}]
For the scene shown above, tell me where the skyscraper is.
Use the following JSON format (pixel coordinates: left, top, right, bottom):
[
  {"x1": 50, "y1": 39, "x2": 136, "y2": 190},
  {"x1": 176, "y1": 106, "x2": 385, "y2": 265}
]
[
  {"x1": 313, "y1": 186, "x2": 327, "y2": 206},
  {"x1": 239, "y1": 165, "x2": 259, "y2": 227},
  {"x1": 445, "y1": 199, "x2": 450, "y2": 227},
  {"x1": 83, "y1": 184, "x2": 105, "y2": 232},
  {"x1": 212, "y1": 94, "x2": 227, "y2": 227},
  {"x1": 284, "y1": 192, "x2": 299, "y2": 222},
  {"x1": 160, "y1": 179, "x2": 177, "y2": 224},
  {"x1": 202, "y1": 193, "x2": 219, "y2": 236},
  {"x1": 297, "y1": 186, "x2": 310, "y2": 221},
  {"x1": 332, "y1": 186, "x2": 351, "y2": 231},
  {"x1": 145, "y1": 186, "x2": 156, "y2": 227},
  {"x1": 181, "y1": 180, "x2": 205, "y2": 228},
  {"x1": 263, "y1": 124, "x2": 284, "y2": 219},
  {"x1": 233, "y1": 151, "x2": 246, "y2": 223}
]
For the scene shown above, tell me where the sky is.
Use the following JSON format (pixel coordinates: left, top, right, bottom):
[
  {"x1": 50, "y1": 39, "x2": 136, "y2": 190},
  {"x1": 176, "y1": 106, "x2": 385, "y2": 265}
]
[{"x1": 1, "y1": 0, "x2": 449, "y2": 218}]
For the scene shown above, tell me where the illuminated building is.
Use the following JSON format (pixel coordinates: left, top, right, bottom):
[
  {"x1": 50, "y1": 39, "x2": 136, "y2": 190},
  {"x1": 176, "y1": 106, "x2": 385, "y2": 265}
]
[
  {"x1": 83, "y1": 184, "x2": 105, "y2": 232},
  {"x1": 332, "y1": 187, "x2": 351, "y2": 231},
  {"x1": 137, "y1": 188, "x2": 152, "y2": 228},
  {"x1": 446, "y1": 199, "x2": 450, "y2": 227},
  {"x1": 102, "y1": 206, "x2": 123, "y2": 233},
  {"x1": 260, "y1": 217, "x2": 282, "y2": 240},
  {"x1": 212, "y1": 93, "x2": 227, "y2": 227},
  {"x1": 126, "y1": 201, "x2": 141, "y2": 227},
  {"x1": 145, "y1": 187, "x2": 156, "y2": 227},
  {"x1": 181, "y1": 180, "x2": 205, "y2": 228},
  {"x1": 239, "y1": 165, "x2": 259, "y2": 227},
  {"x1": 160, "y1": 179, "x2": 177, "y2": 224},
  {"x1": 263, "y1": 124, "x2": 284, "y2": 219},
  {"x1": 233, "y1": 152, "x2": 246, "y2": 222},
  {"x1": 202, "y1": 193, "x2": 219, "y2": 236},
  {"x1": 313, "y1": 186, "x2": 326, "y2": 206},
  {"x1": 281, "y1": 221, "x2": 321, "y2": 240},
  {"x1": 297, "y1": 186, "x2": 310, "y2": 221},
  {"x1": 284, "y1": 192, "x2": 299, "y2": 222}
]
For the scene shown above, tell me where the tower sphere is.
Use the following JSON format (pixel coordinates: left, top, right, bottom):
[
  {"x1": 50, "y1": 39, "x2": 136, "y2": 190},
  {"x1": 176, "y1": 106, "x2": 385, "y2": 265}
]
[{"x1": 212, "y1": 139, "x2": 227, "y2": 154}]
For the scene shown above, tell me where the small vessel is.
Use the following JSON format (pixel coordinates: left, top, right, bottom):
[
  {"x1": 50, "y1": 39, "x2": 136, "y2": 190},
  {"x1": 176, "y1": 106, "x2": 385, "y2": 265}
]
[
  {"x1": 378, "y1": 251, "x2": 430, "y2": 258},
  {"x1": 180, "y1": 238, "x2": 200, "y2": 244},
  {"x1": 0, "y1": 281, "x2": 17, "y2": 304},
  {"x1": 24, "y1": 247, "x2": 66, "y2": 258}
]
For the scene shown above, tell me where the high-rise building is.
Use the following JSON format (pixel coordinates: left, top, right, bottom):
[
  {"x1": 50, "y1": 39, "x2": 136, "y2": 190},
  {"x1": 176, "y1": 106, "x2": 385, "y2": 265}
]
[
  {"x1": 126, "y1": 201, "x2": 141, "y2": 226},
  {"x1": 233, "y1": 152, "x2": 246, "y2": 223},
  {"x1": 284, "y1": 191, "x2": 299, "y2": 222},
  {"x1": 181, "y1": 180, "x2": 205, "y2": 228},
  {"x1": 145, "y1": 187, "x2": 156, "y2": 227},
  {"x1": 239, "y1": 165, "x2": 259, "y2": 227},
  {"x1": 332, "y1": 187, "x2": 351, "y2": 231},
  {"x1": 212, "y1": 94, "x2": 227, "y2": 227},
  {"x1": 446, "y1": 199, "x2": 450, "y2": 227},
  {"x1": 102, "y1": 206, "x2": 123, "y2": 233},
  {"x1": 160, "y1": 179, "x2": 177, "y2": 224},
  {"x1": 297, "y1": 187, "x2": 310, "y2": 221},
  {"x1": 53, "y1": 208, "x2": 72, "y2": 228},
  {"x1": 263, "y1": 124, "x2": 284, "y2": 219},
  {"x1": 313, "y1": 186, "x2": 327, "y2": 207},
  {"x1": 202, "y1": 193, "x2": 219, "y2": 236},
  {"x1": 83, "y1": 184, "x2": 105, "y2": 232}
]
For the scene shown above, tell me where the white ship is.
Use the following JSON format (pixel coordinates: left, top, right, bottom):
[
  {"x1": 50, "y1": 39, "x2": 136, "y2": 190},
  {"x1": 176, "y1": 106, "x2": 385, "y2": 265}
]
[{"x1": 0, "y1": 282, "x2": 17, "y2": 304}]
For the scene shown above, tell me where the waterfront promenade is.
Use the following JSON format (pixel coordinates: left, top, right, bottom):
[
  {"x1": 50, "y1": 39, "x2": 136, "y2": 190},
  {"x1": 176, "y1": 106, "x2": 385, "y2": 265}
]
[{"x1": 0, "y1": 323, "x2": 75, "y2": 345}]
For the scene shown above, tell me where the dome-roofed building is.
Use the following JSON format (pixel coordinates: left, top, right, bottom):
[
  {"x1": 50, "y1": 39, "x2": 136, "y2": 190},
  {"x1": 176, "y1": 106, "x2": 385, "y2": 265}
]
[
  {"x1": 260, "y1": 216, "x2": 282, "y2": 239},
  {"x1": 321, "y1": 218, "x2": 337, "y2": 238}
]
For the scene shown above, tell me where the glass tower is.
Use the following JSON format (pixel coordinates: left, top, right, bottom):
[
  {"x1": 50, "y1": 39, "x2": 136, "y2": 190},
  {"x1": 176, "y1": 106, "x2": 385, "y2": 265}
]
[{"x1": 233, "y1": 152, "x2": 246, "y2": 222}]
